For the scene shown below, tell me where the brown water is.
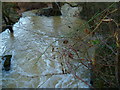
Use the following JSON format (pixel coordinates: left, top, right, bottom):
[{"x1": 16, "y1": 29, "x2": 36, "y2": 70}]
[{"x1": 0, "y1": 4, "x2": 95, "y2": 88}]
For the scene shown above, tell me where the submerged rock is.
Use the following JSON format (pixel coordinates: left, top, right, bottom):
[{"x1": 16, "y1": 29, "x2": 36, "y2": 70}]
[
  {"x1": 2, "y1": 25, "x2": 14, "y2": 33},
  {"x1": 36, "y1": 8, "x2": 62, "y2": 17},
  {"x1": 2, "y1": 55, "x2": 12, "y2": 71}
]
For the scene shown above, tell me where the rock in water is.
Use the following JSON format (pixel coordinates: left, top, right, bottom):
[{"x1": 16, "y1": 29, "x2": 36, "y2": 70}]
[
  {"x1": 36, "y1": 8, "x2": 62, "y2": 17},
  {"x1": 2, "y1": 55, "x2": 12, "y2": 71}
]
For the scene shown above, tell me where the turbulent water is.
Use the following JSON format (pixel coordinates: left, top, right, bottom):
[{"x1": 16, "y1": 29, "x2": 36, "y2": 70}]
[{"x1": 1, "y1": 4, "x2": 95, "y2": 88}]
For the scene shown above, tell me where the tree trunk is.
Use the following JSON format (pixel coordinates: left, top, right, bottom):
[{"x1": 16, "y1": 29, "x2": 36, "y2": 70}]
[
  {"x1": 115, "y1": 2, "x2": 120, "y2": 88},
  {"x1": 115, "y1": 28, "x2": 120, "y2": 88}
]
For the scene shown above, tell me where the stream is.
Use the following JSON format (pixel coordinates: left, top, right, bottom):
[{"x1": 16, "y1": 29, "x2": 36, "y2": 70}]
[{"x1": 1, "y1": 4, "x2": 95, "y2": 88}]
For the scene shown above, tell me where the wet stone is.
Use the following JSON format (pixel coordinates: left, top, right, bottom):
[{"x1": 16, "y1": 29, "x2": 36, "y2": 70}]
[
  {"x1": 36, "y1": 8, "x2": 62, "y2": 17},
  {"x1": 2, "y1": 55, "x2": 12, "y2": 71}
]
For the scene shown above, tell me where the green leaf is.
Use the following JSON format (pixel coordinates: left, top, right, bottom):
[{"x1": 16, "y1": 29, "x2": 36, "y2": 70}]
[{"x1": 91, "y1": 39, "x2": 100, "y2": 45}]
